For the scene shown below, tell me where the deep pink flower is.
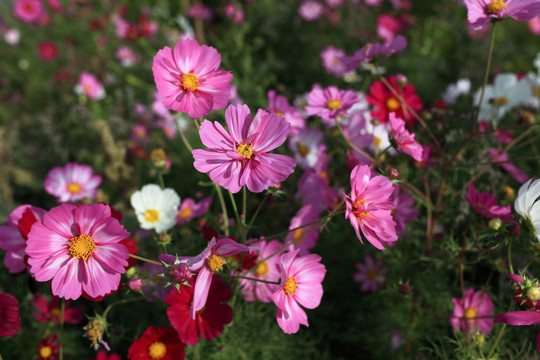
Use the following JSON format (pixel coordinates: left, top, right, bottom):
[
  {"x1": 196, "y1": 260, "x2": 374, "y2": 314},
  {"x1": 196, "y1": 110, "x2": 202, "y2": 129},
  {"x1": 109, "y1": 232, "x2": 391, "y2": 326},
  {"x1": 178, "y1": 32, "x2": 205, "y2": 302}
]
[
  {"x1": 225, "y1": 3, "x2": 245, "y2": 24},
  {"x1": 267, "y1": 90, "x2": 306, "y2": 135},
  {"x1": 92, "y1": 350, "x2": 121, "y2": 360},
  {"x1": 26, "y1": 203, "x2": 130, "y2": 300},
  {"x1": 464, "y1": 0, "x2": 540, "y2": 31},
  {"x1": 0, "y1": 292, "x2": 21, "y2": 337},
  {"x1": 44, "y1": 162, "x2": 102, "y2": 203},
  {"x1": 152, "y1": 38, "x2": 232, "y2": 118},
  {"x1": 74, "y1": 72, "x2": 105, "y2": 101},
  {"x1": 450, "y1": 288, "x2": 495, "y2": 337},
  {"x1": 272, "y1": 249, "x2": 326, "y2": 334},
  {"x1": 389, "y1": 112, "x2": 423, "y2": 162},
  {"x1": 465, "y1": 183, "x2": 513, "y2": 221},
  {"x1": 186, "y1": 4, "x2": 213, "y2": 21},
  {"x1": 192, "y1": 104, "x2": 296, "y2": 193},
  {"x1": 0, "y1": 205, "x2": 46, "y2": 273},
  {"x1": 38, "y1": 41, "x2": 58, "y2": 61},
  {"x1": 353, "y1": 255, "x2": 387, "y2": 293},
  {"x1": 13, "y1": 0, "x2": 45, "y2": 23},
  {"x1": 507, "y1": 274, "x2": 540, "y2": 310},
  {"x1": 488, "y1": 149, "x2": 531, "y2": 183},
  {"x1": 377, "y1": 13, "x2": 403, "y2": 43},
  {"x1": 305, "y1": 85, "x2": 359, "y2": 125},
  {"x1": 176, "y1": 197, "x2": 212, "y2": 226},
  {"x1": 239, "y1": 239, "x2": 282, "y2": 303},
  {"x1": 345, "y1": 165, "x2": 397, "y2": 250},
  {"x1": 30, "y1": 294, "x2": 84, "y2": 324},
  {"x1": 495, "y1": 310, "x2": 540, "y2": 352},
  {"x1": 340, "y1": 36, "x2": 407, "y2": 74},
  {"x1": 391, "y1": 186, "x2": 419, "y2": 236}
]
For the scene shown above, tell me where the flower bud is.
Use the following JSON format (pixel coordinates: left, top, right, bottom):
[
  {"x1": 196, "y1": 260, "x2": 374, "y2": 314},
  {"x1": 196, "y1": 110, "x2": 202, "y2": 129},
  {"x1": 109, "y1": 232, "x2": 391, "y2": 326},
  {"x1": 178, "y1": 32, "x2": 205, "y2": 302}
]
[
  {"x1": 488, "y1": 218, "x2": 502, "y2": 231},
  {"x1": 501, "y1": 185, "x2": 515, "y2": 201},
  {"x1": 169, "y1": 263, "x2": 193, "y2": 284},
  {"x1": 388, "y1": 168, "x2": 399, "y2": 179},
  {"x1": 150, "y1": 149, "x2": 168, "y2": 170},
  {"x1": 398, "y1": 283, "x2": 411, "y2": 295},
  {"x1": 395, "y1": 73, "x2": 408, "y2": 87},
  {"x1": 507, "y1": 222, "x2": 521, "y2": 236},
  {"x1": 128, "y1": 277, "x2": 143, "y2": 292}
]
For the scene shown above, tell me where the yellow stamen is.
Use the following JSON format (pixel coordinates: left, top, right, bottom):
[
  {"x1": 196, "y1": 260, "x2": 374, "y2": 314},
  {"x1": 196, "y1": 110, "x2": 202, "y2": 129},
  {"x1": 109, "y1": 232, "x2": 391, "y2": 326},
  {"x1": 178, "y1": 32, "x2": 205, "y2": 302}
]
[
  {"x1": 367, "y1": 269, "x2": 378, "y2": 280},
  {"x1": 486, "y1": 0, "x2": 507, "y2": 15},
  {"x1": 236, "y1": 143, "x2": 254, "y2": 159},
  {"x1": 465, "y1": 307, "x2": 477, "y2": 319},
  {"x1": 296, "y1": 141, "x2": 309, "y2": 157},
  {"x1": 69, "y1": 234, "x2": 96, "y2": 261},
  {"x1": 144, "y1": 209, "x2": 160, "y2": 223},
  {"x1": 275, "y1": 111, "x2": 284, "y2": 117},
  {"x1": 326, "y1": 99, "x2": 342, "y2": 110},
  {"x1": 207, "y1": 254, "x2": 224, "y2": 272},
  {"x1": 292, "y1": 229, "x2": 304, "y2": 243},
  {"x1": 177, "y1": 207, "x2": 192, "y2": 219},
  {"x1": 67, "y1": 183, "x2": 82, "y2": 194},
  {"x1": 50, "y1": 308, "x2": 62, "y2": 319},
  {"x1": 181, "y1": 73, "x2": 199, "y2": 91},
  {"x1": 148, "y1": 341, "x2": 167, "y2": 359},
  {"x1": 373, "y1": 136, "x2": 382, "y2": 147},
  {"x1": 39, "y1": 346, "x2": 53, "y2": 358},
  {"x1": 283, "y1": 277, "x2": 297, "y2": 296},
  {"x1": 490, "y1": 96, "x2": 507, "y2": 105},
  {"x1": 385, "y1": 98, "x2": 400, "y2": 111},
  {"x1": 255, "y1": 262, "x2": 269, "y2": 277}
]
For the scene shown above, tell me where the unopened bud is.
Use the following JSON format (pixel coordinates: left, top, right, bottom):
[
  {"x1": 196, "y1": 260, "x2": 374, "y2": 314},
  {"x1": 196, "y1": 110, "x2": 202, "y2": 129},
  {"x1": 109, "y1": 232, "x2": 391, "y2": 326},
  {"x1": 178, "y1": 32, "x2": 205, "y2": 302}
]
[
  {"x1": 526, "y1": 287, "x2": 540, "y2": 302},
  {"x1": 158, "y1": 233, "x2": 172, "y2": 245},
  {"x1": 398, "y1": 283, "x2": 411, "y2": 295},
  {"x1": 150, "y1": 149, "x2": 167, "y2": 169},
  {"x1": 507, "y1": 222, "x2": 521, "y2": 236},
  {"x1": 169, "y1": 263, "x2": 192, "y2": 284},
  {"x1": 488, "y1": 218, "x2": 502, "y2": 231},
  {"x1": 395, "y1": 74, "x2": 408, "y2": 87},
  {"x1": 388, "y1": 168, "x2": 399, "y2": 179},
  {"x1": 128, "y1": 277, "x2": 143, "y2": 292}
]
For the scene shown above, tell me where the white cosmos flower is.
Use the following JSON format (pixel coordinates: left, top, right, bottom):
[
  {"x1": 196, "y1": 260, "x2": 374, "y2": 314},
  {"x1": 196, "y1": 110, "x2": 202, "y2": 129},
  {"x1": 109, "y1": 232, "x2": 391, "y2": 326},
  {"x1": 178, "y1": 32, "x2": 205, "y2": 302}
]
[
  {"x1": 515, "y1": 178, "x2": 540, "y2": 240},
  {"x1": 130, "y1": 184, "x2": 180, "y2": 234}
]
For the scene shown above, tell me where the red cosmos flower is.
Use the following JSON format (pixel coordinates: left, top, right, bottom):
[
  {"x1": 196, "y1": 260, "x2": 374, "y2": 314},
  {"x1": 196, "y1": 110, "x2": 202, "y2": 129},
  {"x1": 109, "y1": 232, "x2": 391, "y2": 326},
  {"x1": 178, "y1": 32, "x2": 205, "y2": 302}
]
[
  {"x1": 366, "y1": 75, "x2": 422, "y2": 126},
  {"x1": 90, "y1": 350, "x2": 121, "y2": 360},
  {"x1": 0, "y1": 292, "x2": 21, "y2": 337},
  {"x1": 38, "y1": 41, "x2": 58, "y2": 61},
  {"x1": 127, "y1": 326, "x2": 185, "y2": 360},
  {"x1": 37, "y1": 335, "x2": 60, "y2": 360},
  {"x1": 165, "y1": 275, "x2": 233, "y2": 345},
  {"x1": 30, "y1": 294, "x2": 84, "y2": 324}
]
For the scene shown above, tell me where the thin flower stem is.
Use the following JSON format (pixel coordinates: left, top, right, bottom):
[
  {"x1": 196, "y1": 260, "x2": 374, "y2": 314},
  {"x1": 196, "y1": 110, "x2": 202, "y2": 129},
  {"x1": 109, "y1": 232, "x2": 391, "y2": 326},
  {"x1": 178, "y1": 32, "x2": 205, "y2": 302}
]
[
  {"x1": 102, "y1": 297, "x2": 145, "y2": 320},
  {"x1": 215, "y1": 184, "x2": 230, "y2": 236},
  {"x1": 335, "y1": 120, "x2": 375, "y2": 163},
  {"x1": 474, "y1": 23, "x2": 497, "y2": 124},
  {"x1": 157, "y1": 172, "x2": 165, "y2": 190},
  {"x1": 217, "y1": 272, "x2": 280, "y2": 285},
  {"x1": 228, "y1": 190, "x2": 244, "y2": 240},
  {"x1": 245, "y1": 194, "x2": 269, "y2": 236},
  {"x1": 486, "y1": 323, "x2": 506, "y2": 359},
  {"x1": 507, "y1": 238, "x2": 514, "y2": 275},
  {"x1": 59, "y1": 299, "x2": 65, "y2": 360},
  {"x1": 242, "y1": 186, "x2": 247, "y2": 227},
  {"x1": 129, "y1": 254, "x2": 162, "y2": 266}
]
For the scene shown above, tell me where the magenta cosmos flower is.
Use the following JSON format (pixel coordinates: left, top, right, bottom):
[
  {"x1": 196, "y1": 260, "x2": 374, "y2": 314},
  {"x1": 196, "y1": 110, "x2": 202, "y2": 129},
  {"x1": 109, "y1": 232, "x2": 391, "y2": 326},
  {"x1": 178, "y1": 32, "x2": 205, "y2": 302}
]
[
  {"x1": 152, "y1": 38, "x2": 233, "y2": 118},
  {"x1": 272, "y1": 249, "x2": 326, "y2": 334},
  {"x1": 450, "y1": 288, "x2": 495, "y2": 337},
  {"x1": 0, "y1": 292, "x2": 21, "y2": 337},
  {"x1": 464, "y1": 0, "x2": 540, "y2": 31},
  {"x1": 353, "y1": 255, "x2": 387, "y2": 293},
  {"x1": 465, "y1": 183, "x2": 513, "y2": 221},
  {"x1": 344, "y1": 165, "x2": 397, "y2": 250},
  {"x1": 26, "y1": 203, "x2": 130, "y2": 300},
  {"x1": 389, "y1": 112, "x2": 423, "y2": 162},
  {"x1": 193, "y1": 104, "x2": 296, "y2": 193},
  {"x1": 75, "y1": 72, "x2": 105, "y2": 101},
  {"x1": 305, "y1": 86, "x2": 359, "y2": 125},
  {"x1": 44, "y1": 162, "x2": 102, "y2": 203},
  {"x1": 13, "y1": 0, "x2": 45, "y2": 23}
]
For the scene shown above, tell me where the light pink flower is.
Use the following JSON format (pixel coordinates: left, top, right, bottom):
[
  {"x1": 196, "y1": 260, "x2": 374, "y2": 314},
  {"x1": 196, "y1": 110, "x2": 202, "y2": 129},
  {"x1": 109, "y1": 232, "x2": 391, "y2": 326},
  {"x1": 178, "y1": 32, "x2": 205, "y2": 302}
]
[
  {"x1": 193, "y1": 104, "x2": 296, "y2": 193},
  {"x1": 74, "y1": 72, "x2": 105, "y2": 101},
  {"x1": 305, "y1": 86, "x2": 359, "y2": 126},
  {"x1": 225, "y1": 3, "x2": 245, "y2": 24},
  {"x1": 488, "y1": 149, "x2": 531, "y2": 183},
  {"x1": 377, "y1": 13, "x2": 403, "y2": 43},
  {"x1": 186, "y1": 4, "x2": 213, "y2": 21},
  {"x1": 344, "y1": 165, "x2": 397, "y2": 250},
  {"x1": 152, "y1": 38, "x2": 233, "y2": 118},
  {"x1": 451, "y1": 288, "x2": 495, "y2": 337},
  {"x1": 176, "y1": 197, "x2": 212, "y2": 225},
  {"x1": 0, "y1": 205, "x2": 46, "y2": 273},
  {"x1": 389, "y1": 112, "x2": 423, "y2": 162},
  {"x1": 320, "y1": 46, "x2": 347, "y2": 77},
  {"x1": 286, "y1": 205, "x2": 320, "y2": 255},
  {"x1": 299, "y1": 1, "x2": 323, "y2": 21},
  {"x1": 272, "y1": 249, "x2": 327, "y2": 334},
  {"x1": 464, "y1": 0, "x2": 540, "y2": 31},
  {"x1": 296, "y1": 151, "x2": 340, "y2": 212},
  {"x1": 13, "y1": 0, "x2": 45, "y2": 23},
  {"x1": 44, "y1": 162, "x2": 102, "y2": 203},
  {"x1": 365, "y1": 0, "x2": 384, "y2": 5},
  {"x1": 340, "y1": 36, "x2": 407, "y2": 74},
  {"x1": 267, "y1": 90, "x2": 306, "y2": 135},
  {"x1": 465, "y1": 183, "x2": 513, "y2": 221},
  {"x1": 26, "y1": 203, "x2": 130, "y2": 300},
  {"x1": 528, "y1": 14, "x2": 540, "y2": 34},
  {"x1": 116, "y1": 45, "x2": 137, "y2": 67},
  {"x1": 239, "y1": 239, "x2": 282, "y2": 303},
  {"x1": 288, "y1": 128, "x2": 325, "y2": 170},
  {"x1": 353, "y1": 255, "x2": 387, "y2": 293},
  {"x1": 391, "y1": 186, "x2": 419, "y2": 236}
]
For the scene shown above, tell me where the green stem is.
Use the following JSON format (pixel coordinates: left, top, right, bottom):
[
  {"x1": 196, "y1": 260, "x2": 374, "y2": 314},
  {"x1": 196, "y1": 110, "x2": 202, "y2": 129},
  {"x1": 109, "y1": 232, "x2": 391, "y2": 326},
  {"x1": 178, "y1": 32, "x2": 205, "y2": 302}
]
[
  {"x1": 242, "y1": 186, "x2": 247, "y2": 227},
  {"x1": 217, "y1": 272, "x2": 280, "y2": 285},
  {"x1": 228, "y1": 190, "x2": 243, "y2": 237},
  {"x1": 486, "y1": 323, "x2": 506, "y2": 359},
  {"x1": 215, "y1": 184, "x2": 230, "y2": 237},
  {"x1": 474, "y1": 23, "x2": 497, "y2": 124},
  {"x1": 59, "y1": 299, "x2": 65, "y2": 360},
  {"x1": 129, "y1": 254, "x2": 163, "y2": 266},
  {"x1": 102, "y1": 297, "x2": 145, "y2": 319},
  {"x1": 157, "y1": 172, "x2": 165, "y2": 189},
  {"x1": 507, "y1": 238, "x2": 514, "y2": 275},
  {"x1": 245, "y1": 194, "x2": 269, "y2": 236}
]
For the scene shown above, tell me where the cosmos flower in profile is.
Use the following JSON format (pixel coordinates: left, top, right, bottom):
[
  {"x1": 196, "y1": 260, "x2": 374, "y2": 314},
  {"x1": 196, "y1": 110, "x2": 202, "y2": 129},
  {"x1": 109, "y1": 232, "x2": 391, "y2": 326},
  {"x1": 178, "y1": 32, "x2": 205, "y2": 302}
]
[{"x1": 464, "y1": 0, "x2": 540, "y2": 31}]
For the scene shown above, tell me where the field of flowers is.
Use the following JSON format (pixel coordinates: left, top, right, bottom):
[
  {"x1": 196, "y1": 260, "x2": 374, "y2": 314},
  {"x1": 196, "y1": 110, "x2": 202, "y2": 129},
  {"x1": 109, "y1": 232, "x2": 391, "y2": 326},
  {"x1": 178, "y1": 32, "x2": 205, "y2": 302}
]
[{"x1": 2, "y1": 0, "x2": 540, "y2": 359}]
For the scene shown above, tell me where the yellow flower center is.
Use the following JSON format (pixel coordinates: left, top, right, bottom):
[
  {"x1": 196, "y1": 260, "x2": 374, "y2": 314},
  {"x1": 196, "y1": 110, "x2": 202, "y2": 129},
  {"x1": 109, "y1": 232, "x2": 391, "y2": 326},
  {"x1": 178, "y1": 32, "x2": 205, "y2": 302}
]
[
  {"x1": 465, "y1": 307, "x2": 477, "y2": 319},
  {"x1": 181, "y1": 73, "x2": 199, "y2": 91},
  {"x1": 486, "y1": 0, "x2": 507, "y2": 15},
  {"x1": 67, "y1": 182, "x2": 82, "y2": 194},
  {"x1": 490, "y1": 96, "x2": 507, "y2": 106},
  {"x1": 144, "y1": 209, "x2": 160, "y2": 223},
  {"x1": 236, "y1": 143, "x2": 254, "y2": 159},
  {"x1": 148, "y1": 341, "x2": 167, "y2": 359},
  {"x1": 177, "y1": 207, "x2": 192, "y2": 219},
  {"x1": 255, "y1": 262, "x2": 269, "y2": 277},
  {"x1": 326, "y1": 99, "x2": 342, "y2": 110},
  {"x1": 296, "y1": 141, "x2": 309, "y2": 157},
  {"x1": 40, "y1": 346, "x2": 53, "y2": 358},
  {"x1": 69, "y1": 234, "x2": 96, "y2": 261},
  {"x1": 275, "y1": 111, "x2": 284, "y2": 117},
  {"x1": 207, "y1": 254, "x2": 224, "y2": 272},
  {"x1": 373, "y1": 136, "x2": 382, "y2": 147},
  {"x1": 526, "y1": 287, "x2": 540, "y2": 301},
  {"x1": 50, "y1": 308, "x2": 62, "y2": 319},
  {"x1": 292, "y1": 228, "x2": 304, "y2": 243},
  {"x1": 385, "y1": 97, "x2": 400, "y2": 111},
  {"x1": 367, "y1": 269, "x2": 378, "y2": 280},
  {"x1": 283, "y1": 277, "x2": 297, "y2": 296}
]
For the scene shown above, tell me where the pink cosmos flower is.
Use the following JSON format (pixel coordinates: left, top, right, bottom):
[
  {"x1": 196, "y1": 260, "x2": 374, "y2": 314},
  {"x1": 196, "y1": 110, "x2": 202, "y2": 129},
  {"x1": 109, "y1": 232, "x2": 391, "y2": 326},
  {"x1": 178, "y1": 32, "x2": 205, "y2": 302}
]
[
  {"x1": 267, "y1": 90, "x2": 306, "y2": 135},
  {"x1": 239, "y1": 239, "x2": 282, "y2": 303},
  {"x1": 488, "y1": 149, "x2": 531, "y2": 183},
  {"x1": 285, "y1": 205, "x2": 321, "y2": 255},
  {"x1": 193, "y1": 104, "x2": 296, "y2": 193},
  {"x1": 13, "y1": 0, "x2": 45, "y2": 23},
  {"x1": 0, "y1": 292, "x2": 21, "y2": 337},
  {"x1": 74, "y1": 72, "x2": 105, "y2": 101},
  {"x1": 391, "y1": 187, "x2": 420, "y2": 236},
  {"x1": 320, "y1": 46, "x2": 347, "y2": 77},
  {"x1": 464, "y1": 0, "x2": 540, "y2": 31},
  {"x1": 272, "y1": 249, "x2": 327, "y2": 334},
  {"x1": 26, "y1": 203, "x2": 130, "y2": 300},
  {"x1": 38, "y1": 41, "x2": 58, "y2": 61},
  {"x1": 297, "y1": 151, "x2": 340, "y2": 212},
  {"x1": 377, "y1": 13, "x2": 403, "y2": 43},
  {"x1": 465, "y1": 184, "x2": 513, "y2": 221},
  {"x1": 176, "y1": 197, "x2": 212, "y2": 226},
  {"x1": 0, "y1": 205, "x2": 46, "y2": 273},
  {"x1": 340, "y1": 36, "x2": 407, "y2": 74},
  {"x1": 288, "y1": 128, "x2": 325, "y2": 170},
  {"x1": 30, "y1": 294, "x2": 84, "y2": 324},
  {"x1": 116, "y1": 45, "x2": 137, "y2": 67},
  {"x1": 495, "y1": 310, "x2": 540, "y2": 351},
  {"x1": 344, "y1": 165, "x2": 397, "y2": 250},
  {"x1": 529, "y1": 15, "x2": 540, "y2": 34},
  {"x1": 389, "y1": 112, "x2": 423, "y2": 162},
  {"x1": 353, "y1": 255, "x2": 387, "y2": 293},
  {"x1": 152, "y1": 38, "x2": 233, "y2": 118},
  {"x1": 186, "y1": 4, "x2": 214, "y2": 21},
  {"x1": 299, "y1": 1, "x2": 324, "y2": 21},
  {"x1": 44, "y1": 162, "x2": 102, "y2": 203},
  {"x1": 225, "y1": 3, "x2": 245, "y2": 24},
  {"x1": 450, "y1": 288, "x2": 495, "y2": 337},
  {"x1": 305, "y1": 86, "x2": 359, "y2": 126}
]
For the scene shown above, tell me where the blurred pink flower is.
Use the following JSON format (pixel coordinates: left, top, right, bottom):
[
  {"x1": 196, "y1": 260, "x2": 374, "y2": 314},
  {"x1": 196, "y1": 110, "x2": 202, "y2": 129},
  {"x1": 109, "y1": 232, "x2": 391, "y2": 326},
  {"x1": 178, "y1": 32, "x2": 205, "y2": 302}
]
[
  {"x1": 152, "y1": 38, "x2": 233, "y2": 118},
  {"x1": 465, "y1": 183, "x2": 513, "y2": 221},
  {"x1": 225, "y1": 3, "x2": 245, "y2": 24},
  {"x1": 186, "y1": 4, "x2": 213, "y2": 21},
  {"x1": 365, "y1": 0, "x2": 384, "y2": 5},
  {"x1": 285, "y1": 204, "x2": 320, "y2": 255},
  {"x1": 44, "y1": 162, "x2": 102, "y2": 203},
  {"x1": 345, "y1": 165, "x2": 397, "y2": 250},
  {"x1": 26, "y1": 203, "x2": 130, "y2": 300},
  {"x1": 74, "y1": 72, "x2": 105, "y2": 101},
  {"x1": 288, "y1": 128, "x2": 325, "y2": 170},
  {"x1": 488, "y1": 149, "x2": 531, "y2": 183},
  {"x1": 116, "y1": 45, "x2": 137, "y2": 67},
  {"x1": 38, "y1": 41, "x2": 58, "y2": 61},
  {"x1": 377, "y1": 13, "x2": 403, "y2": 43},
  {"x1": 305, "y1": 85, "x2": 359, "y2": 125},
  {"x1": 320, "y1": 46, "x2": 347, "y2": 77},
  {"x1": 353, "y1": 255, "x2": 387, "y2": 293},
  {"x1": 391, "y1": 186, "x2": 419, "y2": 236},
  {"x1": 299, "y1": 1, "x2": 323, "y2": 21},
  {"x1": 0, "y1": 292, "x2": 21, "y2": 337},
  {"x1": 464, "y1": 0, "x2": 540, "y2": 31},
  {"x1": 340, "y1": 36, "x2": 407, "y2": 74},
  {"x1": 176, "y1": 197, "x2": 213, "y2": 225},
  {"x1": 30, "y1": 294, "x2": 84, "y2": 324},
  {"x1": 450, "y1": 288, "x2": 495, "y2": 337},
  {"x1": 13, "y1": 0, "x2": 45, "y2": 23},
  {"x1": 389, "y1": 112, "x2": 423, "y2": 162},
  {"x1": 193, "y1": 104, "x2": 295, "y2": 193},
  {"x1": 528, "y1": 15, "x2": 540, "y2": 34},
  {"x1": 267, "y1": 90, "x2": 306, "y2": 135},
  {"x1": 272, "y1": 249, "x2": 326, "y2": 334}
]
